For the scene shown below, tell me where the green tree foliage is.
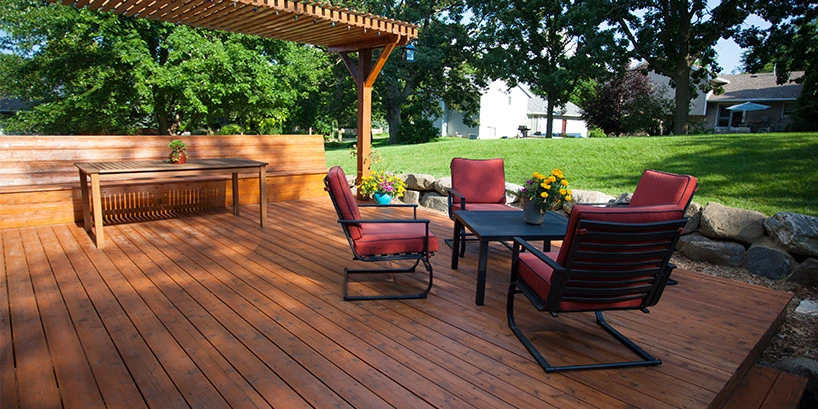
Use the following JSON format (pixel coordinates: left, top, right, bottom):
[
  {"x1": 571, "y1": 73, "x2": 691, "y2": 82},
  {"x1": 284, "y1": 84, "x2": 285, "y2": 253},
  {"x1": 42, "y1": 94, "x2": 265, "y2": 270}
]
[
  {"x1": 0, "y1": 0, "x2": 332, "y2": 135},
  {"x1": 337, "y1": 0, "x2": 485, "y2": 144},
  {"x1": 603, "y1": 0, "x2": 751, "y2": 135},
  {"x1": 468, "y1": 0, "x2": 629, "y2": 137},
  {"x1": 580, "y1": 68, "x2": 674, "y2": 136},
  {"x1": 737, "y1": 0, "x2": 817, "y2": 131}
]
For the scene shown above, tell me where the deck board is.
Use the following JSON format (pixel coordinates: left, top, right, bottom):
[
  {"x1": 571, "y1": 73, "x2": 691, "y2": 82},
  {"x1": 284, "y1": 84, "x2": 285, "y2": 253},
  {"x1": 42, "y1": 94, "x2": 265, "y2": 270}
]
[{"x1": 1, "y1": 197, "x2": 794, "y2": 409}]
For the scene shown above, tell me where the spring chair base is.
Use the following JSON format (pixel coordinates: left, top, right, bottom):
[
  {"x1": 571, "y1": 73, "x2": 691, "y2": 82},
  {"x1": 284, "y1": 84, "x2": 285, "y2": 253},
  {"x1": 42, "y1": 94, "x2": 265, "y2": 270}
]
[
  {"x1": 508, "y1": 280, "x2": 662, "y2": 373},
  {"x1": 344, "y1": 258, "x2": 434, "y2": 301}
]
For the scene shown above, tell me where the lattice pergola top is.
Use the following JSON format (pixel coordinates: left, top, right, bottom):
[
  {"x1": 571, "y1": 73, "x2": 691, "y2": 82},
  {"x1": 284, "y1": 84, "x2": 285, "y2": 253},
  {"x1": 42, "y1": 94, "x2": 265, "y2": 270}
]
[{"x1": 48, "y1": 0, "x2": 418, "y2": 51}]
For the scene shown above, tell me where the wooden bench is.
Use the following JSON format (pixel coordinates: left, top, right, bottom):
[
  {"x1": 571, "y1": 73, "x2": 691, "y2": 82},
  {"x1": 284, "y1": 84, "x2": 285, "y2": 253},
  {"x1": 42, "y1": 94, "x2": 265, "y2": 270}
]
[{"x1": 0, "y1": 135, "x2": 328, "y2": 229}]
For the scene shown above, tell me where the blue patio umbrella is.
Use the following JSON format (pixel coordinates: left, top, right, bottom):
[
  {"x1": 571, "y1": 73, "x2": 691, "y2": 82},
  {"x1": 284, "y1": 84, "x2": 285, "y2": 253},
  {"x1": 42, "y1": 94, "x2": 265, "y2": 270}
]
[{"x1": 726, "y1": 101, "x2": 770, "y2": 123}]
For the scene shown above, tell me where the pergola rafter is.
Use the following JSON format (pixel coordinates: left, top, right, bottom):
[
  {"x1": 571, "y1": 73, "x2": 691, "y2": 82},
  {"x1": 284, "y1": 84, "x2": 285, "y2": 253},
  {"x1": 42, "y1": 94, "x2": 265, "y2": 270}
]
[{"x1": 47, "y1": 0, "x2": 419, "y2": 183}]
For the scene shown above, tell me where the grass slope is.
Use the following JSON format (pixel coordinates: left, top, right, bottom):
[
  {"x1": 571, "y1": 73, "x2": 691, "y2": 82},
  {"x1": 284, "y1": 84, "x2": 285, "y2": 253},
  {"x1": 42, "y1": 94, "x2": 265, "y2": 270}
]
[{"x1": 325, "y1": 133, "x2": 818, "y2": 216}]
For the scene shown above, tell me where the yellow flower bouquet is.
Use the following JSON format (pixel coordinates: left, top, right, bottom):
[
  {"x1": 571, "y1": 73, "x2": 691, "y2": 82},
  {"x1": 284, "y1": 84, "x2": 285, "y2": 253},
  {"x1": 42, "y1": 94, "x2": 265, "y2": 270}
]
[
  {"x1": 519, "y1": 169, "x2": 572, "y2": 213},
  {"x1": 358, "y1": 170, "x2": 407, "y2": 203}
]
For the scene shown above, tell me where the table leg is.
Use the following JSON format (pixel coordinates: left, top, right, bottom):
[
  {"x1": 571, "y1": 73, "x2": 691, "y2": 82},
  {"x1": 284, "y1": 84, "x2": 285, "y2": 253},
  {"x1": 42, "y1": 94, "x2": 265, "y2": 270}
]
[
  {"x1": 232, "y1": 172, "x2": 240, "y2": 216},
  {"x1": 475, "y1": 239, "x2": 489, "y2": 306},
  {"x1": 90, "y1": 173, "x2": 104, "y2": 249},
  {"x1": 451, "y1": 218, "x2": 462, "y2": 269},
  {"x1": 259, "y1": 165, "x2": 267, "y2": 227},
  {"x1": 78, "y1": 169, "x2": 91, "y2": 232}
]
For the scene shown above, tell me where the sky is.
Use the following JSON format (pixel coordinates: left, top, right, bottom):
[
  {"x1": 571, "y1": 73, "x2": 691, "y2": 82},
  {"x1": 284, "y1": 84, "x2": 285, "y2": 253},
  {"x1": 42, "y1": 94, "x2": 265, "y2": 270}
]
[{"x1": 711, "y1": 7, "x2": 771, "y2": 74}]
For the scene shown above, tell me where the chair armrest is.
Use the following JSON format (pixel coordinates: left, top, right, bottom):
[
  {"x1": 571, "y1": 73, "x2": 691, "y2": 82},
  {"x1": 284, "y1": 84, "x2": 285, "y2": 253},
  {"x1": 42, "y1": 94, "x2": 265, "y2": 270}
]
[
  {"x1": 447, "y1": 187, "x2": 467, "y2": 217},
  {"x1": 359, "y1": 202, "x2": 418, "y2": 218},
  {"x1": 580, "y1": 202, "x2": 629, "y2": 208},
  {"x1": 512, "y1": 236, "x2": 565, "y2": 273},
  {"x1": 338, "y1": 218, "x2": 430, "y2": 225}
]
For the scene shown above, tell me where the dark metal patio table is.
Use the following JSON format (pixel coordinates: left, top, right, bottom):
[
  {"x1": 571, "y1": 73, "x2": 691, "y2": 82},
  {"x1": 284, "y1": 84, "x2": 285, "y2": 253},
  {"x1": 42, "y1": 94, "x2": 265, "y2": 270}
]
[{"x1": 451, "y1": 210, "x2": 568, "y2": 306}]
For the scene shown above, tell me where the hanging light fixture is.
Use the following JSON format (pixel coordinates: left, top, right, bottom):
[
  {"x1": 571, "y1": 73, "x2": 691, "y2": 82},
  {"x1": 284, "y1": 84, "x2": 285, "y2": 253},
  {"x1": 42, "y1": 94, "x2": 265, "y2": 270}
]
[{"x1": 401, "y1": 43, "x2": 417, "y2": 62}]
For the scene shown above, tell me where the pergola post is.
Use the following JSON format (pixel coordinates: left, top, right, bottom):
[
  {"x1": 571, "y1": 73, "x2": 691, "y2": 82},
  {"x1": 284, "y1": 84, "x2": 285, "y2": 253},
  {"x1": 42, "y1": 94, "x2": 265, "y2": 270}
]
[
  {"x1": 356, "y1": 49, "x2": 373, "y2": 185},
  {"x1": 339, "y1": 42, "x2": 401, "y2": 186}
]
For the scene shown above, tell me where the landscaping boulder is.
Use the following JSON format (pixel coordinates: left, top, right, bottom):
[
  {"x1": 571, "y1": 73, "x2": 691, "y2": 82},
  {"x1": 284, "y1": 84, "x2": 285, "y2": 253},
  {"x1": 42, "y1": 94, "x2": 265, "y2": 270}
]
[
  {"x1": 420, "y1": 192, "x2": 448, "y2": 213},
  {"x1": 404, "y1": 173, "x2": 436, "y2": 191},
  {"x1": 698, "y1": 202, "x2": 766, "y2": 245},
  {"x1": 683, "y1": 202, "x2": 701, "y2": 235},
  {"x1": 764, "y1": 212, "x2": 818, "y2": 257},
  {"x1": 433, "y1": 177, "x2": 451, "y2": 196},
  {"x1": 401, "y1": 190, "x2": 421, "y2": 205},
  {"x1": 505, "y1": 182, "x2": 523, "y2": 204},
  {"x1": 676, "y1": 233, "x2": 746, "y2": 267},
  {"x1": 789, "y1": 258, "x2": 818, "y2": 287},
  {"x1": 571, "y1": 189, "x2": 617, "y2": 206},
  {"x1": 743, "y1": 237, "x2": 796, "y2": 280}
]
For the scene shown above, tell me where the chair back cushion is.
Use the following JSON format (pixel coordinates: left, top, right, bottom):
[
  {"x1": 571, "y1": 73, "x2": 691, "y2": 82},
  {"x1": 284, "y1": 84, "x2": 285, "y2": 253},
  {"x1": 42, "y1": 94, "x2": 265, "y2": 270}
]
[
  {"x1": 557, "y1": 205, "x2": 684, "y2": 266},
  {"x1": 629, "y1": 169, "x2": 698, "y2": 210},
  {"x1": 325, "y1": 166, "x2": 363, "y2": 240},
  {"x1": 450, "y1": 158, "x2": 506, "y2": 205}
]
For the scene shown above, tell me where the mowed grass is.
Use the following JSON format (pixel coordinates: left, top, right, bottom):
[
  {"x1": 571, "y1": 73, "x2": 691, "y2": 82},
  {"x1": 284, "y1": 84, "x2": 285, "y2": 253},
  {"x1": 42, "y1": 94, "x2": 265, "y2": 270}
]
[{"x1": 325, "y1": 133, "x2": 818, "y2": 216}]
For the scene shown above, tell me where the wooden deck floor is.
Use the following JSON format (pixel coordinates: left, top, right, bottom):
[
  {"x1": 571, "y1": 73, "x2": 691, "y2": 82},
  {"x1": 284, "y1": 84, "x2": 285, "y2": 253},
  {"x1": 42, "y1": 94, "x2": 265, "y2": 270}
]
[{"x1": 1, "y1": 197, "x2": 793, "y2": 409}]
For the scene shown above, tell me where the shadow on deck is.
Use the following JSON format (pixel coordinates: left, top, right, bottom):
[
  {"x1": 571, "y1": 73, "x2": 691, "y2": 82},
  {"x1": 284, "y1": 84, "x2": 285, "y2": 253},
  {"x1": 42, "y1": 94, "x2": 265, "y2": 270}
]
[{"x1": 0, "y1": 197, "x2": 793, "y2": 408}]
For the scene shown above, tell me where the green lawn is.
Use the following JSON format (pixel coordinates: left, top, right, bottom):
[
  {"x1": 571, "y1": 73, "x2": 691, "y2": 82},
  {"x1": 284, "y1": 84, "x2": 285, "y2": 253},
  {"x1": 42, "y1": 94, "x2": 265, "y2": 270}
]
[{"x1": 325, "y1": 133, "x2": 818, "y2": 216}]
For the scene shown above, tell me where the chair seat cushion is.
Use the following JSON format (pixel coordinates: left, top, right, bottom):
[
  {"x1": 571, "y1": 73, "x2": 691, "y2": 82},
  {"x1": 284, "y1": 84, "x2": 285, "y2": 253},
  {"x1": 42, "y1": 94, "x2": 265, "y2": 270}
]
[
  {"x1": 354, "y1": 223, "x2": 439, "y2": 256},
  {"x1": 518, "y1": 252, "x2": 644, "y2": 312}
]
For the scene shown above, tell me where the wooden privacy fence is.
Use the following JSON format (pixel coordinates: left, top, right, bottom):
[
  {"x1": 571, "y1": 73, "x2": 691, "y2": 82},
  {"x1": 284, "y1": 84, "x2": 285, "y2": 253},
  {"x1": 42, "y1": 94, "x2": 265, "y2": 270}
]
[{"x1": 0, "y1": 134, "x2": 328, "y2": 229}]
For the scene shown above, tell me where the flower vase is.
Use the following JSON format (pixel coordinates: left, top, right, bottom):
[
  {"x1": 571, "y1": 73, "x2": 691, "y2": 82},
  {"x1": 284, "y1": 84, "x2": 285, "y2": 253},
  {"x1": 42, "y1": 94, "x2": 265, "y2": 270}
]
[
  {"x1": 522, "y1": 197, "x2": 544, "y2": 225},
  {"x1": 373, "y1": 191, "x2": 392, "y2": 205}
]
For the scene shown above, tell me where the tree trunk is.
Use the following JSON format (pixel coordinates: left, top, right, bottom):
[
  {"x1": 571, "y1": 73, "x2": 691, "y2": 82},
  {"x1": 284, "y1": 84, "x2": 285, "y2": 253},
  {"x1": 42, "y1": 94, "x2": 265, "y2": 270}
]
[
  {"x1": 546, "y1": 98, "x2": 555, "y2": 138},
  {"x1": 386, "y1": 104, "x2": 401, "y2": 144},
  {"x1": 672, "y1": 67, "x2": 692, "y2": 135}
]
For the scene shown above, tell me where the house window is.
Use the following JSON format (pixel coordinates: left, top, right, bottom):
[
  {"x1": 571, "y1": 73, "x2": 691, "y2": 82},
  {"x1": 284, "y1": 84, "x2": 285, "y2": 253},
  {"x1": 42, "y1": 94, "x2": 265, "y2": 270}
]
[
  {"x1": 783, "y1": 102, "x2": 797, "y2": 116},
  {"x1": 717, "y1": 106, "x2": 731, "y2": 126},
  {"x1": 508, "y1": 96, "x2": 512, "y2": 105}
]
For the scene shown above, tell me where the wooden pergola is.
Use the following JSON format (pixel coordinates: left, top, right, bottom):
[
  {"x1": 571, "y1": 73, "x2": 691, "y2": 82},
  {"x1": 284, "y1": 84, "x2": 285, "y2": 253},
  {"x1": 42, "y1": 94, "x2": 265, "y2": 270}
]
[{"x1": 47, "y1": 0, "x2": 419, "y2": 182}]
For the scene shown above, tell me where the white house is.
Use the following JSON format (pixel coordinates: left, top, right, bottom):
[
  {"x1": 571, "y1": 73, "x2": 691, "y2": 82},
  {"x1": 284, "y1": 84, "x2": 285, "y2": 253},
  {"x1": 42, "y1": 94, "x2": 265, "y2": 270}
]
[{"x1": 434, "y1": 80, "x2": 589, "y2": 139}]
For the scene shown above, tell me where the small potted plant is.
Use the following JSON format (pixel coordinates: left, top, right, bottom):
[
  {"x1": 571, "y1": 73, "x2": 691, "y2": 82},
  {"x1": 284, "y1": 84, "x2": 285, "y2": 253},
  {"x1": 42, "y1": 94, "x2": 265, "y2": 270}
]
[
  {"x1": 518, "y1": 168, "x2": 572, "y2": 224},
  {"x1": 167, "y1": 139, "x2": 187, "y2": 164},
  {"x1": 358, "y1": 170, "x2": 407, "y2": 204}
]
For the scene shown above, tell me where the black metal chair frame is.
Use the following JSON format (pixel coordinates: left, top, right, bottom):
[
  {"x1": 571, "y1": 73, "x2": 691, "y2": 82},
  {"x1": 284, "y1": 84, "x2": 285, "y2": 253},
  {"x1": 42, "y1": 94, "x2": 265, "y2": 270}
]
[
  {"x1": 325, "y1": 180, "x2": 434, "y2": 301},
  {"x1": 508, "y1": 217, "x2": 687, "y2": 373},
  {"x1": 445, "y1": 187, "x2": 473, "y2": 257}
]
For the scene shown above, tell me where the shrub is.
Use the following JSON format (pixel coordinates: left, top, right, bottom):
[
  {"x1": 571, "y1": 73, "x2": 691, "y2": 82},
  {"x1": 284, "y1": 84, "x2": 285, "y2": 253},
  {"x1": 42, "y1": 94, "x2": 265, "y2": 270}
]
[
  {"x1": 398, "y1": 118, "x2": 439, "y2": 144},
  {"x1": 587, "y1": 127, "x2": 607, "y2": 138},
  {"x1": 218, "y1": 124, "x2": 244, "y2": 135}
]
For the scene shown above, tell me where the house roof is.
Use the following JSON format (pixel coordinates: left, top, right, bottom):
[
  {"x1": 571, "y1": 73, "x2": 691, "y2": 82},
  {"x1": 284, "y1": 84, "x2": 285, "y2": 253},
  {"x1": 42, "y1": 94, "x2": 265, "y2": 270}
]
[
  {"x1": 709, "y1": 72, "x2": 804, "y2": 102},
  {"x1": 45, "y1": 0, "x2": 417, "y2": 51},
  {"x1": 519, "y1": 84, "x2": 582, "y2": 118}
]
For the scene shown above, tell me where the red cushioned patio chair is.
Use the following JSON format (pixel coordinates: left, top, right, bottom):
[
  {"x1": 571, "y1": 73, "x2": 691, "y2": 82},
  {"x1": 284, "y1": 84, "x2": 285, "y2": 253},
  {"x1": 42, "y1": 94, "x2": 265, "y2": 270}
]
[
  {"x1": 508, "y1": 204, "x2": 687, "y2": 373},
  {"x1": 325, "y1": 166, "x2": 439, "y2": 301},
  {"x1": 629, "y1": 169, "x2": 698, "y2": 211},
  {"x1": 447, "y1": 157, "x2": 517, "y2": 256}
]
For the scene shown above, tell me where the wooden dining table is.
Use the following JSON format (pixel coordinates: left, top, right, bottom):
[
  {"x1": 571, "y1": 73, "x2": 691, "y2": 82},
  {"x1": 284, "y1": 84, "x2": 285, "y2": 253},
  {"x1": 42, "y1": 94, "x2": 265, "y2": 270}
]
[{"x1": 75, "y1": 158, "x2": 268, "y2": 248}]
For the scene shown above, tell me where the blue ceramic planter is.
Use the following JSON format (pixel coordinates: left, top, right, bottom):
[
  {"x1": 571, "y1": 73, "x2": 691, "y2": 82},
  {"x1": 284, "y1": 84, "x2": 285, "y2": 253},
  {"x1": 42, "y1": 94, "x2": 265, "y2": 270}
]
[{"x1": 373, "y1": 192, "x2": 392, "y2": 204}]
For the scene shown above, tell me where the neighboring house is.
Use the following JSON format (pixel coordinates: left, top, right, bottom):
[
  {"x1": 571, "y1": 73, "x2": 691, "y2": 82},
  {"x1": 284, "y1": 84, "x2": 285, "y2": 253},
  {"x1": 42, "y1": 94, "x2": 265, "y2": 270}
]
[
  {"x1": 434, "y1": 80, "x2": 589, "y2": 139},
  {"x1": 648, "y1": 70, "x2": 803, "y2": 133},
  {"x1": 705, "y1": 72, "x2": 803, "y2": 132}
]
